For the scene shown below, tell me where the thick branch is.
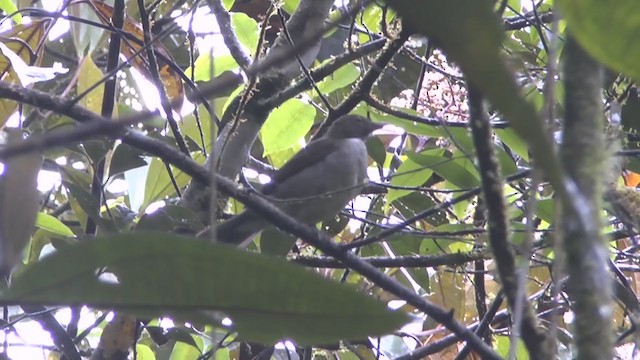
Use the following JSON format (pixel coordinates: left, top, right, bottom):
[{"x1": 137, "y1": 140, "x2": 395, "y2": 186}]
[{"x1": 561, "y1": 35, "x2": 613, "y2": 359}]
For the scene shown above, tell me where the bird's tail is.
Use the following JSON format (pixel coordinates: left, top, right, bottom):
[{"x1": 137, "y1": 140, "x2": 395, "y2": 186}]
[{"x1": 213, "y1": 211, "x2": 269, "y2": 246}]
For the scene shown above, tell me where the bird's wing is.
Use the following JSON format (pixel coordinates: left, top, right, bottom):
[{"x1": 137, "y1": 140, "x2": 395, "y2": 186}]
[{"x1": 262, "y1": 138, "x2": 339, "y2": 195}]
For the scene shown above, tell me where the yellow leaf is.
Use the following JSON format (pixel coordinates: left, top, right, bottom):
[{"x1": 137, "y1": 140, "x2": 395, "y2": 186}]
[{"x1": 77, "y1": 56, "x2": 105, "y2": 113}]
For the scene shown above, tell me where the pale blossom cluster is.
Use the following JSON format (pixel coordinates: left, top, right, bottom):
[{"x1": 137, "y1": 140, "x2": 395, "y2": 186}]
[{"x1": 391, "y1": 50, "x2": 469, "y2": 122}]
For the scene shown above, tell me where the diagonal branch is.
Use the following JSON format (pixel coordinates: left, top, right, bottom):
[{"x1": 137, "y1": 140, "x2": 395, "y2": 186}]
[{"x1": 207, "y1": 0, "x2": 252, "y2": 70}]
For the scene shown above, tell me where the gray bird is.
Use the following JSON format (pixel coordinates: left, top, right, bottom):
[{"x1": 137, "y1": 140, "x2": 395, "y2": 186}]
[{"x1": 214, "y1": 114, "x2": 382, "y2": 247}]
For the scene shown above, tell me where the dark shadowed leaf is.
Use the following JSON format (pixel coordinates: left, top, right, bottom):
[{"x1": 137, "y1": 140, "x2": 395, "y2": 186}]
[
  {"x1": 557, "y1": 0, "x2": 640, "y2": 83},
  {"x1": 0, "y1": 233, "x2": 409, "y2": 345},
  {"x1": 62, "y1": 181, "x2": 117, "y2": 232},
  {"x1": 109, "y1": 143, "x2": 148, "y2": 176}
]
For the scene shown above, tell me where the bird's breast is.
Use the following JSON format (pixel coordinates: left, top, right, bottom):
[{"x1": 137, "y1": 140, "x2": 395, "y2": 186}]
[{"x1": 267, "y1": 138, "x2": 369, "y2": 224}]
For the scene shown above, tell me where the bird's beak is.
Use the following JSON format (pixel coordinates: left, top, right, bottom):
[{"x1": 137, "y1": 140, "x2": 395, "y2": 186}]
[{"x1": 370, "y1": 121, "x2": 386, "y2": 135}]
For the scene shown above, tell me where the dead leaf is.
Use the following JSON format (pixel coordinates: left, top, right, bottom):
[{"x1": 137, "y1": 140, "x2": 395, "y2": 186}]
[
  {"x1": 0, "y1": 19, "x2": 49, "y2": 128},
  {"x1": 429, "y1": 269, "x2": 468, "y2": 322},
  {"x1": 89, "y1": 0, "x2": 184, "y2": 110},
  {"x1": 624, "y1": 171, "x2": 640, "y2": 188}
]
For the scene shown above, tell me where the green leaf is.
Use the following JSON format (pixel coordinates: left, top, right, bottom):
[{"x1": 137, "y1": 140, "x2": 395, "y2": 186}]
[
  {"x1": 361, "y1": 4, "x2": 383, "y2": 33},
  {"x1": 259, "y1": 227, "x2": 297, "y2": 256},
  {"x1": 169, "y1": 333, "x2": 202, "y2": 360},
  {"x1": 357, "y1": 108, "x2": 441, "y2": 137},
  {"x1": 261, "y1": 98, "x2": 315, "y2": 156},
  {"x1": 496, "y1": 128, "x2": 529, "y2": 161},
  {"x1": 557, "y1": 0, "x2": 640, "y2": 82},
  {"x1": 419, "y1": 223, "x2": 476, "y2": 255},
  {"x1": 388, "y1": 149, "x2": 444, "y2": 203},
  {"x1": 407, "y1": 151, "x2": 480, "y2": 189},
  {"x1": 181, "y1": 104, "x2": 214, "y2": 154},
  {"x1": 443, "y1": 127, "x2": 474, "y2": 154},
  {"x1": 230, "y1": 12, "x2": 259, "y2": 55},
  {"x1": 357, "y1": 107, "x2": 516, "y2": 175},
  {"x1": 266, "y1": 143, "x2": 300, "y2": 168},
  {"x1": 0, "y1": 0, "x2": 21, "y2": 24},
  {"x1": 77, "y1": 56, "x2": 105, "y2": 113},
  {"x1": 192, "y1": 53, "x2": 239, "y2": 81},
  {"x1": 222, "y1": 0, "x2": 235, "y2": 10},
  {"x1": 109, "y1": 143, "x2": 148, "y2": 176},
  {"x1": 315, "y1": 63, "x2": 360, "y2": 95},
  {"x1": 536, "y1": 198, "x2": 555, "y2": 224},
  {"x1": 0, "y1": 233, "x2": 408, "y2": 345},
  {"x1": 495, "y1": 336, "x2": 529, "y2": 359},
  {"x1": 282, "y1": 0, "x2": 300, "y2": 14},
  {"x1": 35, "y1": 213, "x2": 74, "y2": 237},
  {"x1": 0, "y1": 21, "x2": 48, "y2": 127},
  {"x1": 136, "y1": 205, "x2": 204, "y2": 234},
  {"x1": 136, "y1": 344, "x2": 156, "y2": 360},
  {"x1": 391, "y1": 192, "x2": 448, "y2": 227},
  {"x1": 60, "y1": 167, "x2": 91, "y2": 229},
  {"x1": 366, "y1": 136, "x2": 386, "y2": 167},
  {"x1": 141, "y1": 153, "x2": 205, "y2": 212},
  {"x1": 63, "y1": 180, "x2": 117, "y2": 232},
  {"x1": 162, "y1": 327, "x2": 202, "y2": 350}
]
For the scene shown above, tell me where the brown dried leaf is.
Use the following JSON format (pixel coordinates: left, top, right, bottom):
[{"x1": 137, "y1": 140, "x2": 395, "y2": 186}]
[
  {"x1": 90, "y1": 0, "x2": 184, "y2": 110},
  {"x1": 429, "y1": 270, "x2": 468, "y2": 322},
  {"x1": 0, "y1": 19, "x2": 49, "y2": 128}
]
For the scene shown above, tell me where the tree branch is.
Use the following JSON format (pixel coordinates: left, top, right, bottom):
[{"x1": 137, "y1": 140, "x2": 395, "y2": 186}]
[
  {"x1": 468, "y1": 85, "x2": 552, "y2": 358},
  {"x1": 207, "y1": 0, "x2": 252, "y2": 70},
  {"x1": 292, "y1": 251, "x2": 490, "y2": 268},
  {"x1": 560, "y1": 34, "x2": 613, "y2": 359}
]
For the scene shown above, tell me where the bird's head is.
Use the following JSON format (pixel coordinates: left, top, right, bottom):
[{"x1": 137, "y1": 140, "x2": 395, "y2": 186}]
[{"x1": 325, "y1": 114, "x2": 383, "y2": 139}]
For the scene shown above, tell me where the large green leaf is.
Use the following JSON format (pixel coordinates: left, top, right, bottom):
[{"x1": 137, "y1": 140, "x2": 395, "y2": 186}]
[
  {"x1": 0, "y1": 233, "x2": 408, "y2": 345},
  {"x1": 356, "y1": 107, "x2": 441, "y2": 138},
  {"x1": 557, "y1": 0, "x2": 640, "y2": 82},
  {"x1": 315, "y1": 63, "x2": 360, "y2": 95},
  {"x1": 192, "y1": 53, "x2": 239, "y2": 81},
  {"x1": 222, "y1": 0, "x2": 235, "y2": 10},
  {"x1": 230, "y1": 12, "x2": 259, "y2": 55},
  {"x1": 109, "y1": 143, "x2": 148, "y2": 176},
  {"x1": 496, "y1": 128, "x2": 529, "y2": 162},
  {"x1": 63, "y1": 180, "x2": 117, "y2": 232},
  {"x1": 261, "y1": 98, "x2": 315, "y2": 156},
  {"x1": 35, "y1": 213, "x2": 74, "y2": 237},
  {"x1": 407, "y1": 151, "x2": 481, "y2": 189}
]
